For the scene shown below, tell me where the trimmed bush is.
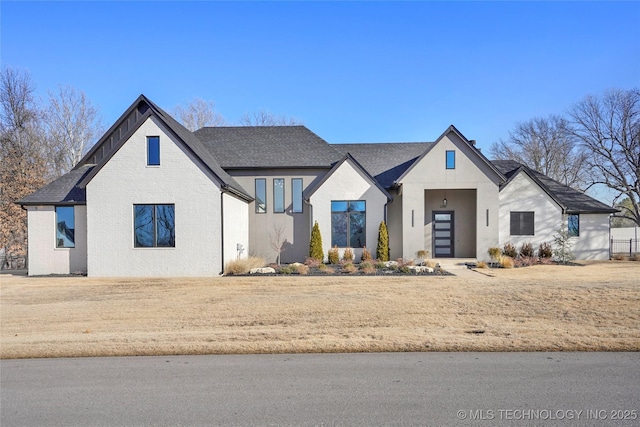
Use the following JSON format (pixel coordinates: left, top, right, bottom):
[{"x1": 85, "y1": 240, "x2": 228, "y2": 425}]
[
  {"x1": 343, "y1": 247, "x2": 354, "y2": 262},
  {"x1": 309, "y1": 221, "x2": 324, "y2": 262},
  {"x1": 519, "y1": 242, "x2": 534, "y2": 258},
  {"x1": 328, "y1": 245, "x2": 339, "y2": 264},
  {"x1": 502, "y1": 242, "x2": 517, "y2": 258},
  {"x1": 538, "y1": 242, "x2": 553, "y2": 258},
  {"x1": 376, "y1": 221, "x2": 390, "y2": 262}
]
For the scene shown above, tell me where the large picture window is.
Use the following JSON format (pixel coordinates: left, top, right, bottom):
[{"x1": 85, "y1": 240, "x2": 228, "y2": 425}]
[
  {"x1": 510, "y1": 211, "x2": 534, "y2": 236},
  {"x1": 255, "y1": 179, "x2": 266, "y2": 213},
  {"x1": 292, "y1": 178, "x2": 303, "y2": 213},
  {"x1": 568, "y1": 214, "x2": 580, "y2": 237},
  {"x1": 274, "y1": 178, "x2": 285, "y2": 213},
  {"x1": 134, "y1": 204, "x2": 175, "y2": 247},
  {"x1": 331, "y1": 200, "x2": 366, "y2": 248},
  {"x1": 55, "y1": 206, "x2": 75, "y2": 248}
]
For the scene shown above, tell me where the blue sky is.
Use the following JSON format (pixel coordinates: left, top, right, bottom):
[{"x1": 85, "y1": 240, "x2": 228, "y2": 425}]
[{"x1": 2, "y1": 1, "x2": 639, "y2": 155}]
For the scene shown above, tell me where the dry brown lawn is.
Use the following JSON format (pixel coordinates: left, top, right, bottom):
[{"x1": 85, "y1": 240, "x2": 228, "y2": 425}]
[{"x1": 1, "y1": 262, "x2": 639, "y2": 359}]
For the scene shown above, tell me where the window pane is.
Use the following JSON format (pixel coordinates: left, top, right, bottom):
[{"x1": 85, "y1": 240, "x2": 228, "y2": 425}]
[
  {"x1": 292, "y1": 178, "x2": 303, "y2": 213},
  {"x1": 147, "y1": 136, "x2": 160, "y2": 165},
  {"x1": 331, "y1": 201, "x2": 348, "y2": 212},
  {"x1": 349, "y1": 212, "x2": 366, "y2": 248},
  {"x1": 434, "y1": 213, "x2": 451, "y2": 221},
  {"x1": 568, "y1": 214, "x2": 579, "y2": 237},
  {"x1": 274, "y1": 178, "x2": 284, "y2": 213},
  {"x1": 255, "y1": 179, "x2": 266, "y2": 213},
  {"x1": 349, "y1": 201, "x2": 365, "y2": 212},
  {"x1": 446, "y1": 150, "x2": 455, "y2": 169},
  {"x1": 134, "y1": 205, "x2": 154, "y2": 247},
  {"x1": 55, "y1": 206, "x2": 75, "y2": 248},
  {"x1": 156, "y1": 205, "x2": 175, "y2": 247},
  {"x1": 434, "y1": 230, "x2": 451, "y2": 238},
  {"x1": 435, "y1": 247, "x2": 451, "y2": 255},
  {"x1": 510, "y1": 211, "x2": 534, "y2": 235},
  {"x1": 331, "y1": 213, "x2": 348, "y2": 247}
]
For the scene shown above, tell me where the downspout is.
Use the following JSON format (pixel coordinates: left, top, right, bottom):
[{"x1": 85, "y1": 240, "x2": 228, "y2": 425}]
[{"x1": 220, "y1": 192, "x2": 225, "y2": 275}]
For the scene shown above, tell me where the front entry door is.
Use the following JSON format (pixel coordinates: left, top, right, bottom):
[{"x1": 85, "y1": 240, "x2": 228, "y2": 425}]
[{"x1": 433, "y1": 211, "x2": 454, "y2": 258}]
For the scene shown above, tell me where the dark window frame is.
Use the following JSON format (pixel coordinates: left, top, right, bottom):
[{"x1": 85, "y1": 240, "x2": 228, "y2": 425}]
[
  {"x1": 446, "y1": 150, "x2": 455, "y2": 169},
  {"x1": 510, "y1": 211, "x2": 535, "y2": 236},
  {"x1": 273, "y1": 178, "x2": 285, "y2": 213},
  {"x1": 331, "y1": 200, "x2": 366, "y2": 248},
  {"x1": 134, "y1": 204, "x2": 175, "y2": 248},
  {"x1": 568, "y1": 214, "x2": 580, "y2": 237},
  {"x1": 292, "y1": 178, "x2": 303, "y2": 213},
  {"x1": 255, "y1": 178, "x2": 266, "y2": 214},
  {"x1": 55, "y1": 206, "x2": 75, "y2": 248},
  {"x1": 147, "y1": 136, "x2": 160, "y2": 166}
]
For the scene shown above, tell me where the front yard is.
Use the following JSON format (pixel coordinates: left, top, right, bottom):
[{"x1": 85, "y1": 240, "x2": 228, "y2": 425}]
[{"x1": 1, "y1": 262, "x2": 638, "y2": 359}]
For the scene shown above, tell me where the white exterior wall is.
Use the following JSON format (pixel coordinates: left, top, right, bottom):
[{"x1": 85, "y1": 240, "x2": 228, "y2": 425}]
[
  {"x1": 309, "y1": 160, "x2": 387, "y2": 261},
  {"x1": 571, "y1": 213, "x2": 611, "y2": 260},
  {"x1": 400, "y1": 132, "x2": 500, "y2": 259},
  {"x1": 498, "y1": 172, "x2": 562, "y2": 256},
  {"x1": 611, "y1": 227, "x2": 639, "y2": 240},
  {"x1": 26, "y1": 205, "x2": 87, "y2": 275},
  {"x1": 222, "y1": 192, "x2": 249, "y2": 267},
  {"x1": 86, "y1": 116, "x2": 225, "y2": 277}
]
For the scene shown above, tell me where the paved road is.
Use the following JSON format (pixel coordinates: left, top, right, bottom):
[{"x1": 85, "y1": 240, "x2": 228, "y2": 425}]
[{"x1": 1, "y1": 352, "x2": 638, "y2": 426}]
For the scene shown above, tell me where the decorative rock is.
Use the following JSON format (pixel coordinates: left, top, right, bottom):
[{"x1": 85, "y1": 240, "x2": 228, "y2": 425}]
[
  {"x1": 384, "y1": 261, "x2": 399, "y2": 268},
  {"x1": 408, "y1": 266, "x2": 434, "y2": 274},
  {"x1": 249, "y1": 267, "x2": 276, "y2": 274}
]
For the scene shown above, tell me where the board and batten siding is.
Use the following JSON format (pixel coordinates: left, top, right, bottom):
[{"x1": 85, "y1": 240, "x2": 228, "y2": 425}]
[{"x1": 86, "y1": 116, "x2": 225, "y2": 276}]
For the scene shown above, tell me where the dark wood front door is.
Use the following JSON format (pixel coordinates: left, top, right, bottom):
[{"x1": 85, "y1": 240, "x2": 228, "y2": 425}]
[{"x1": 433, "y1": 211, "x2": 454, "y2": 257}]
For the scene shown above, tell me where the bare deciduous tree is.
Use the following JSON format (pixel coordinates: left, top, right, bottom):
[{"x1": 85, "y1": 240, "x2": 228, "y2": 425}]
[
  {"x1": 269, "y1": 223, "x2": 288, "y2": 265},
  {"x1": 239, "y1": 109, "x2": 303, "y2": 126},
  {"x1": 491, "y1": 115, "x2": 589, "y2": 190},
  {"x1": 45, "y1": 85, "x2": 103, "y2": 176},
  {"x1": 569, "y1": 88, "x2": 640, "y2": 226},
  {"x1": 0, "y1": 67, "x2": 47, "y2": 260},
  {"x1": 173, "y1": 98, "x2": 226, "y2": 131}
]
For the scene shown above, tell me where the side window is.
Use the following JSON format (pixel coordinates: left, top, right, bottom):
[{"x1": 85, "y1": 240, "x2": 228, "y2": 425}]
[
  {"x1": 510, "y1": 211, "x2": 534, "y2": 236},
  {"x1": 568, "y1": 214, "x2": 579, "y2": 237},
  {"x1": 273, "y1": 178, "x2": 285, "y2": 213},
  {"x1": 292, "y1": 178, "x2": 303, "y2": 213},
  {"x1": 147, "y1": 136, "x2": 160, "y2": 166},
  {"x1": 446, "y1": 150, "x2": 455, "y2": 169},
  {"x1": 55, "y1": 206, "x2": 75, "y2": 248},
  {"x1": 255, "y1": 179, "x2": 266, "y2": 213}
]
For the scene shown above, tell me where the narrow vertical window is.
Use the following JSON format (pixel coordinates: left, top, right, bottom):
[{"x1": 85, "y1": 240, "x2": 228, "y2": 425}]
[
  {"x1": 446, "y1": 150, "x2": 455, "y2": 169},
  {"x1": 568, "y1": 214, "x2": 579, "y2": 237},
  {"x1": 147, "y1": 136, "x2": 160, "y2": 165},
  {"x1": 274, "y1": 178, "x2": 285, "y2": 213},
  {"x1": 292, "y1": 178, "x2": 303, "y2": 213},
  {"x1": 55, "y1": 206, "x2": 75, "y2": 248},
  {"x1": 255, "y1": 179, "x2": 266, "y2": 213}
]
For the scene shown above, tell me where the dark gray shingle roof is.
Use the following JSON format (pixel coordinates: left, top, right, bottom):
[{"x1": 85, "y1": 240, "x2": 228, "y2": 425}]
[
  {"x1": 332, "y1": 142, "x2": 433, "y2": 188},
  {"x1": 492, "y1": 160, "x2": 617, "y2": 214},
  {"x1": 194, "y1": 126, "x2": 343, "y2": 168},
  {"x1": 18, "y1": 165, "x2": 94, "y2": 205}
]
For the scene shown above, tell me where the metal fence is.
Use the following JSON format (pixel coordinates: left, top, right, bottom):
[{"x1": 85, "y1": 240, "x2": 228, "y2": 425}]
[{"x1": 610, "y1": 239, "x2": 639, "y2": 257}]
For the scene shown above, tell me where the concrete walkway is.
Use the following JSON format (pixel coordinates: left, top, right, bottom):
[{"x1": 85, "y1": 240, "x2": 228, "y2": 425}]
[{"x1": 436, "y1": 258, "x2": 494, "y2": 279}]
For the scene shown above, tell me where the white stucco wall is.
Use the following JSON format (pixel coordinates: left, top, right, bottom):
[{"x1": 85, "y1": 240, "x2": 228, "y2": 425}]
[
  {"x1": 26, "y1": 205, "x2": 87, "y2": 275},
  {"x1": 400, "y1": 132, "x2": 501, "y2": 259},
  {"x1": 571, "y1": 213, "x2": 611, "y2": 260},
  {"x1": 222, "y1": 192, "x2": 249, "y2": 268},
  {"x1": 498, "y1": 172, "x2": 562, "y2": 256},
  {"x1": 86, "y1": 116, "x2": 226, "y2": 277},
  {"x1": 308, "y1": 160, "x2": 387, "y2": 262}
]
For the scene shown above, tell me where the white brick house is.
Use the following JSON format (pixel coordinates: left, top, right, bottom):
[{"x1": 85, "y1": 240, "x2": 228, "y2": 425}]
[{"x1": 18, "y1": 95, "x2": 617, "y2": 276}]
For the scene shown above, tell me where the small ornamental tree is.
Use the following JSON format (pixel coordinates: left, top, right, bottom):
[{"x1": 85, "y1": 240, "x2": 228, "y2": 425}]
[
  {"x1": 553, "y1": 223, "x2": 575, "y2": 265},
  {"x1": 376, "y1": 221, "x2": 390, "y2": 262},
  {"x1": 309, "y1": 221, "x2": 324, "y2": 262}
]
